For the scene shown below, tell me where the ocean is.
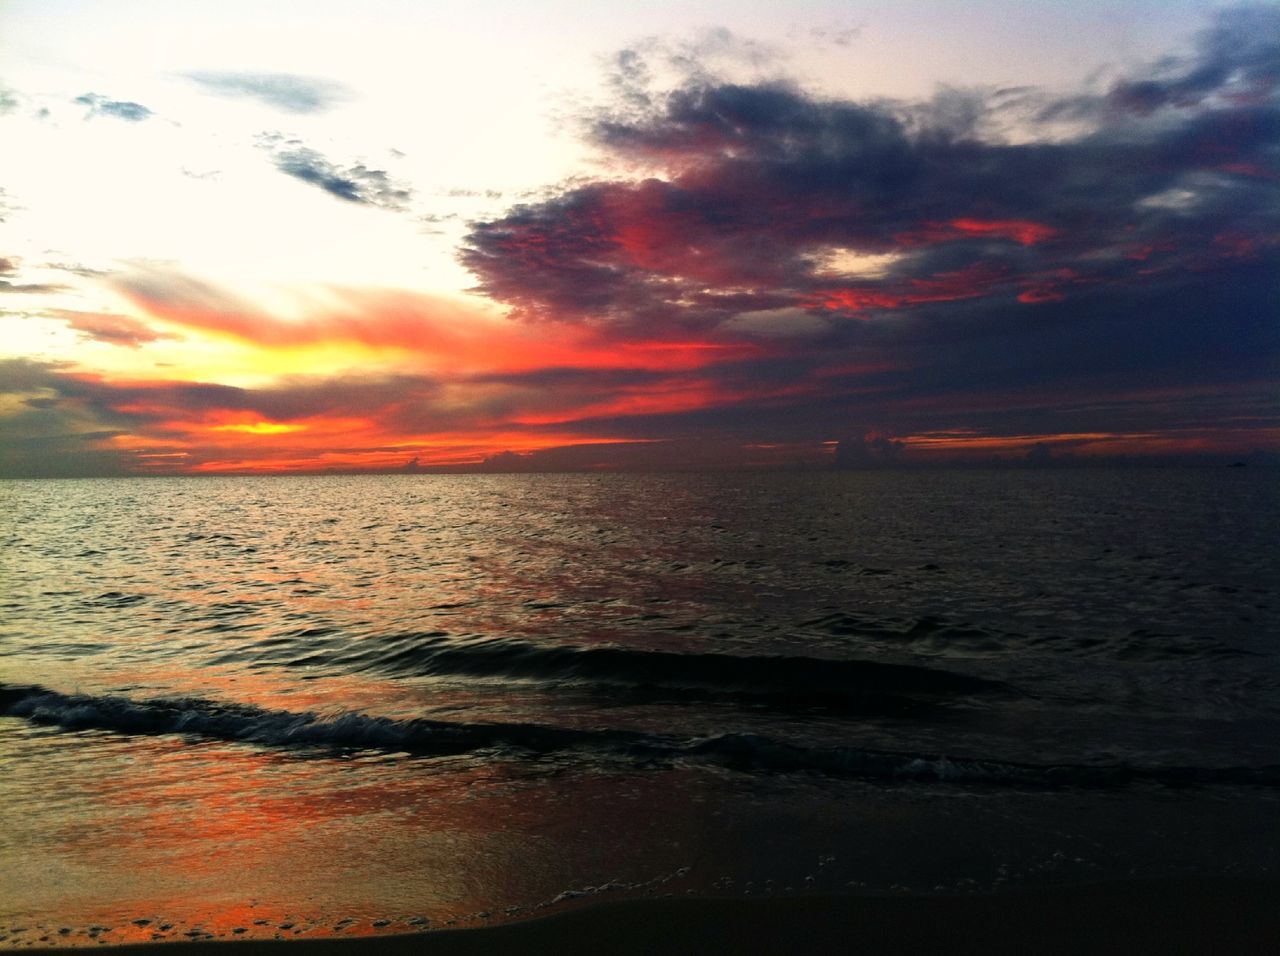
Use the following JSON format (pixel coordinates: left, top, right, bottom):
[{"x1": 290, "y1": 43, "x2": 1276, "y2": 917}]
[{"x1": 2, "y1": 469, "x2": 1277, "y2": 947}]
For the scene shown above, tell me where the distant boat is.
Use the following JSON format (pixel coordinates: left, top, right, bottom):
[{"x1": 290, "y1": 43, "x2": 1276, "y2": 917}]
[{"x1": 1228, "y1": 461, "x2": 1248, "y2": 468}]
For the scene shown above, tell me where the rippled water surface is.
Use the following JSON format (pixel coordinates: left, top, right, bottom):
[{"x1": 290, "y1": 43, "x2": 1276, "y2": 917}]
[{"x1": 2, "y1": 471, "x2": 1278, "y2": 946}]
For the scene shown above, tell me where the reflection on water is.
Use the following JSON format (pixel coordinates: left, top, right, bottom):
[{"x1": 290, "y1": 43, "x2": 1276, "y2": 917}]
[
  {"x1": 1, "y1": 471, "x2": 1278, "y2": 945},
  {"x1": 5, "y1": 713, "x2": 1279, "y2": 948},
  {"x1": 0, "y1": 717, "x2": 732, "y2": 944}
]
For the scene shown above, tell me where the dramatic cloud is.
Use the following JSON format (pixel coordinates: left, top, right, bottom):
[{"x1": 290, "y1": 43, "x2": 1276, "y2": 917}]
[
  {"x1": 0, "y1": 357, "x2": 671, "y2": 475},
  {"x1": 3, "y1": 267, "x2": 835, "y2": 474},
  {"x1": 459, "y1": 6, "x2": 1279, "y2": 462},
  {"x1": 73, "y1": 92, "x2": 153, "y2": 122},
  {"x1": 1104, "y1": 5, "x2": 1279, "y2": 116},
  {"x1": 2, "y1": 6, "x2": 1275, "y2": 476},
  {"x1": 184, "y1": 71, "x2": 350, "y2": 113},
  {"x1": 257, "y1": 135, "x2": 412, "y2": 210},
  {"x1": 112, "y1": 266, "x2": 760, "y2": 375}
]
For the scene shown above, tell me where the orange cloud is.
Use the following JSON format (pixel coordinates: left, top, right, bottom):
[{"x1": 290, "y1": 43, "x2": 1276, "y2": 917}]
[
  {"x1": 210, "y1": 422, "x2": 307, "y2": 435},
  {"x1": 114, "y1": 274, "x2": 759, "y2": 378},
  {"x1": 893, "y1": 427, "x2": 1280, "y2": 460}
]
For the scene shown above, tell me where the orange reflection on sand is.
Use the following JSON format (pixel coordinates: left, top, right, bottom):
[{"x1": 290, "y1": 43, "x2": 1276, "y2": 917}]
[{"x1": 21, "y1": 707, "x2": 721, "y2": 948}]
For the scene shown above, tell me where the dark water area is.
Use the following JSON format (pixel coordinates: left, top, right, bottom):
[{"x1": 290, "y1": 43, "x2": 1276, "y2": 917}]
[{"x1": 1, "y1": 470, "x2": 1277, "y2": 946}]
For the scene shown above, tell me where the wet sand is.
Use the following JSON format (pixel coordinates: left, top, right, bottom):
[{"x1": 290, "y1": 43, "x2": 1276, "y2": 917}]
[{"x1": 39, "y1": 879, "x2": 1280, "y2": 955}]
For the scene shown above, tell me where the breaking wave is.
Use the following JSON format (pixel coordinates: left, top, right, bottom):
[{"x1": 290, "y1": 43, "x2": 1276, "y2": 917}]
[{"x1": 4, "y1": 683, "x2": 1277, "y2": 790}]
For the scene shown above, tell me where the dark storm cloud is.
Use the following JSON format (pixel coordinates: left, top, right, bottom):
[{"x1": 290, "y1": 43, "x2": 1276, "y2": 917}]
[
  {"x1": 1106, "y1": 5, "x2": 1279, "y2": 115},
  {"x1": 257, "y1": 136, "x2": 412, "y2": 210},
  {"x1": 184, "y1": 71, "x2": 350, "y2": 114},
  {"x1": 73, "y1": 93, "x2": 153, "y2": 122},
  {"x1": 468, "y1": 72, "x2": 1276, "y2": 324},
  {"x1": 459, "y1": 6, "x2": 1278, "y2": 456}
]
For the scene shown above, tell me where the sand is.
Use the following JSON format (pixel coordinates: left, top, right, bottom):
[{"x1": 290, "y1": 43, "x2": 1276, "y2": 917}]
[{"x1": 36, "y1": 879, "x2": 1280, "y2": 955}]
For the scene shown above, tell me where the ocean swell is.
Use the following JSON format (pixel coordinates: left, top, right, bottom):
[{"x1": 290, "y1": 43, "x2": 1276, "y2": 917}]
[
  {"x1": 224, "y1": 632, "x2": 1008, "y2": 708},
  {"x1": 4, "y1": 683, "x2": 1277, "y2": 791}
]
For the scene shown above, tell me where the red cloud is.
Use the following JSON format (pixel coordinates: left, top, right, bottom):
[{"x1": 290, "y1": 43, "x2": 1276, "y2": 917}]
[
  {"x1": 807, "y1": 263, "x2": 1010, "y2": 313},
  {"x1": 897, "y1": 219, "x2": 1057, "y2": 247}
]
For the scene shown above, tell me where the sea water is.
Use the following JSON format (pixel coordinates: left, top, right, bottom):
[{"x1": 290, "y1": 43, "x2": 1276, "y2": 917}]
[{"x1": 1, "y1": 470, "x2": 1277, "y2": 946}]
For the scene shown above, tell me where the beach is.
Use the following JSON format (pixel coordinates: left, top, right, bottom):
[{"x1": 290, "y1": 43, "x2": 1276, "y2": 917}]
[
  {"x1": 35, "y1": 881, "x2": 1280, "y2": 955},
  {"x1": 4, "y1": 0, "x2": 1279, "y2": 950},
  {"x1": 4, "y1": 471, "x2": 1278, "y2": 951}
]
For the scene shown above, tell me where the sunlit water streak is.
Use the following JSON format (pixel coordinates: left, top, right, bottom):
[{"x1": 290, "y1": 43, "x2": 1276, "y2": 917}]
[{"x1": 1, "y1": 471, "x2": 1277, "y2": 946}]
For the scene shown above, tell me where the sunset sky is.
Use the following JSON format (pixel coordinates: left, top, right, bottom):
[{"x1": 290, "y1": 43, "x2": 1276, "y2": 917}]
[{"x1": 1, "y1": 0, "x2": 1276, "y2": 475}]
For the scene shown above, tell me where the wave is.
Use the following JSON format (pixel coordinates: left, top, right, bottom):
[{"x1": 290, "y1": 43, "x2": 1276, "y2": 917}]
[
  {"x1": 0, "y1": 682, "x2": 610, "y2": 758},
  {"x1": 224, "y1": 632, "x2": 1007, "y2": 708},
  {"x1": 4, "y1": 683, "x2": 1277, "y2": 790},
  {"x1": 800, "y1": 612, "x2": 1257, "y2": 662}
]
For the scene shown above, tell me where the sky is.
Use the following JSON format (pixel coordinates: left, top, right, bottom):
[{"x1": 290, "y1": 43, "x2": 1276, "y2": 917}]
[{"x1": 0, "y1": 0, "x2": 1276, "y2": 475}]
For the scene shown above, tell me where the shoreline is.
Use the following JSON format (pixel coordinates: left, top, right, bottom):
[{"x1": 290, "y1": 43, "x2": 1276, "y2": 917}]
[{"x1": 35, "y1": 878, "x2": 1280, "y2": 955}]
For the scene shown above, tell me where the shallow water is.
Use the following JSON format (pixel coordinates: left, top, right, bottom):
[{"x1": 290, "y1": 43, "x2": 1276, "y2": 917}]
[{"x1": 2, "y1": 470, "x2": 1278, "y2": 946}]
